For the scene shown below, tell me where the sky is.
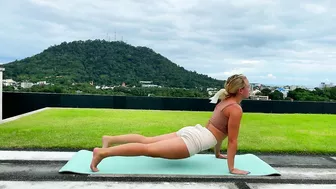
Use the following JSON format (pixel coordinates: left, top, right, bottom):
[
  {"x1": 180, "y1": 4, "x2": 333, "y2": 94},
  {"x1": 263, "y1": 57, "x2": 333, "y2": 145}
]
[{"x1": 1, "y1": 0, "x2": 336, "y2": 87}]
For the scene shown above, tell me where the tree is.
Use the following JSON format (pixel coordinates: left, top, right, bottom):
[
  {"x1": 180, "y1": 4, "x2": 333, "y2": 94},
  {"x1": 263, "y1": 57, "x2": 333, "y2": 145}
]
[
  {"x1": 269, "y1": 90, "x2": 284, "y2": 100},
  {"x1": 287, "y1": 88, "x2": 331, "y2": 101},
  {"x1": 261, "y1": 88, "x2": 272, "y2": 96},
  {"x1": 255, "y1": 92, "x2": 262, "y2": 95},
  {"x1": 3, "y1": 86, "x2": 15, "y2": 91},
  {"x1": 327, "y1": 87, "x2": 336, "y2": 100}
]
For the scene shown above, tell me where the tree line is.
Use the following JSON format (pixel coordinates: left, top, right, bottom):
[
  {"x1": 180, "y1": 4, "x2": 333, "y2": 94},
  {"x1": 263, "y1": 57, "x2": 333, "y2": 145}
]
[
  {"x1": 3, "y1": 84, "x2": 209, "y2": 98},
  {"x1": 258, "y1": 87, "x2": 336, "y2": 102},
  {"x1": 4, "y1": 84, "x2": 336, "y2": 102}
]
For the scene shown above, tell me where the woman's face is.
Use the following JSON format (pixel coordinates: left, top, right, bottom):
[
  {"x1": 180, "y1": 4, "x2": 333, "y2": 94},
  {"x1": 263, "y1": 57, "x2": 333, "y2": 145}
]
[{"x1": 240, "y1": 78, "x2": 250, "y2": 98}]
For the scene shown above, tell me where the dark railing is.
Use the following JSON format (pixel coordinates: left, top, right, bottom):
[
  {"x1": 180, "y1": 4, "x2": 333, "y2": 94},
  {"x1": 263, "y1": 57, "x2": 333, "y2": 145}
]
[{"x1": 3, "y1": 92, "x2": 336, "y2": 119}]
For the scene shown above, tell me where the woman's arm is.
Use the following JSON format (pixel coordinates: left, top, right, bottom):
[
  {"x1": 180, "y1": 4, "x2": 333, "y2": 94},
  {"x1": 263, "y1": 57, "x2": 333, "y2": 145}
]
[
  {"x1": 214, "y1": 140, "x2": 223, "y2": 157},
  {"x1": 227, "y1": 105, "x2": 242, "y2": 171},
  {"x1": 226, "y1": 105, "x2": 249, "y2": 175}
]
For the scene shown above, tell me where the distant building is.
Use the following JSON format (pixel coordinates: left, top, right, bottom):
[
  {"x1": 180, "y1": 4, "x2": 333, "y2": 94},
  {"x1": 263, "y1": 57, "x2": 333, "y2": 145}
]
[
  {"x1": 142, "y1": 84, "x2": 159, "y2": 87},
  {"x1": 101, "y1": 86, "x2": 114, "y2": 89},
  {"x1": 275, "y1": 87, "x2": 289, "y2": 98},
  {"x1": 139, "y1": 80, "x2": 160, "y2": 87},
  {"x1": 139, "y1": 81, "x2": 153, "y2": 84},
  {"x1": 21, "y1": 82, "x2": 34, "y2": 88},
  {"x1": 289, "y1": 85, "x2": 307, "y2": 90},
  {"x1": 37, "y1": 81, "x2": 48, "y2": 85},
  {"x1": 207, "y1": 88, "x2": 218, "y2": 96},
  {"x1": 250, "y1": 83, "x2": 261, "y2": 91},
  {"x1": 320, "y1": 82, "x2": 334, "y2": 88},
  {"x1": 249, "y1": 87, "x2": 269, "y2": 100},
  {"x1": 250, "y1": 95, "x2": 269, "y2": 100},
  {"x1": 251, "y1": 89, "x2": 261, "y2": 96},
  {"x1": 288, "y1": 85, "x2": 296, "y2": 90},
  {"x1": 3, "y1": 79, "x2": 16, "y2": 86}
]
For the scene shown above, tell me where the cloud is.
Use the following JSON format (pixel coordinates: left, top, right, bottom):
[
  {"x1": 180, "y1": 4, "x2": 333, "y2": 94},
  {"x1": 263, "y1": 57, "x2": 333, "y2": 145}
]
[
  {"x1": 267, "y1": 74, "x2": 276, "y2": 79},
  {"x1": 209, "y1": 68, "x2": 251, "y2": 78},
  {"x1": 303, "y1": 3, "x2": 327, "y2": 14},
  {"x1": 0, "y1": 0, "x2": 336, "y2": 87}
]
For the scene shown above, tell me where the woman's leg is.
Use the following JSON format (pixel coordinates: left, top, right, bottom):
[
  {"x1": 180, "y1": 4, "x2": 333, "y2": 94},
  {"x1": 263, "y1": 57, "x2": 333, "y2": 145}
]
[
  {"x1": 90, "y1": 137, "x2": 189, "y2": 172},
  {"x1": 102, "y1": 133, "x2": 178, "y2": 148}
]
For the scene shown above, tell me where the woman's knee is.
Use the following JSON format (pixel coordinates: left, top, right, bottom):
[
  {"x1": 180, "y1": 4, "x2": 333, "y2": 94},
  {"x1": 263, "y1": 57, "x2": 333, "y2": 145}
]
[
  {"x1": 143, "y1": 144, "x2": 159, "y2": 157},
  {"x1": 142, "y1": 137, "x2": 153, "y2": 144},
  {"x1": 131, "y1": 134, "x2": 147, "y2": 143}
]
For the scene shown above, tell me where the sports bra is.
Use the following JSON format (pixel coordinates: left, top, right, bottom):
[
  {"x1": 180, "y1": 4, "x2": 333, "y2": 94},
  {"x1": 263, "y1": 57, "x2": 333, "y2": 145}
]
[{"x1": 209, "y1": 102, "x2": 238, "y2": 135}]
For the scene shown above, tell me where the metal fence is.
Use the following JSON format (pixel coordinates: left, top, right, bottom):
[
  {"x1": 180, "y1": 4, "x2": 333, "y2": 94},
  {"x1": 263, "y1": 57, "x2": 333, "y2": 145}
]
[{"x1": 3, "y1": 92, "x2": 336, "y2": 119}]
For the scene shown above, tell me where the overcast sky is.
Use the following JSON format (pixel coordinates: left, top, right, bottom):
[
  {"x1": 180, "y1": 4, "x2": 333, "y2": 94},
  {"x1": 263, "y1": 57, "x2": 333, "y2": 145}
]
[{"x1": 1, "y1": 0, "x2": 336, "y2": 87}]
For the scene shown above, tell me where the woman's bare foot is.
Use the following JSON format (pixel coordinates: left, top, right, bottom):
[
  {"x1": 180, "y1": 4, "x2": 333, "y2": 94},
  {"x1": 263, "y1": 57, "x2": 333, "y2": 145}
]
[
  {"x1": 230, "y1": 168, "x2": 250, "y2": 175},
  {"x1": 102, "y1": 136, "x2": 110, "y2": 148},
  {"x1": 216, "y1": 154, "x2": 228, "y2": 159},
  {"x1": 90, "y1": 148, "x2": 105, "y2": 172}
]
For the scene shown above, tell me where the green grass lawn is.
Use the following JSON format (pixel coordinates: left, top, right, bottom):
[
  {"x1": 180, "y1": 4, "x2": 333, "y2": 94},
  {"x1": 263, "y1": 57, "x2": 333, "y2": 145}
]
[{"x1": 1, "y1": 108, "x2": 335, "y2": 155}]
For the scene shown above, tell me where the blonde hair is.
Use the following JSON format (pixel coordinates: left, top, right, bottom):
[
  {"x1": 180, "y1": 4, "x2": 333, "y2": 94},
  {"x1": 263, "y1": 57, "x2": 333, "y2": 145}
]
[
  {"x1": 209, "y1": 74, "x2": 248, "y2": 104},
  {"x1": 219, "y1": 74, "x2": 247, "y2": 100}
]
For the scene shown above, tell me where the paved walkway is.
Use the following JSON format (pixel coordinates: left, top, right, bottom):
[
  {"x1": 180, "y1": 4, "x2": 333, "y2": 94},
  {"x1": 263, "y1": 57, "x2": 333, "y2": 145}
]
[{"x1": 0, "y1": 150, "x2": 335, "y2": 189}]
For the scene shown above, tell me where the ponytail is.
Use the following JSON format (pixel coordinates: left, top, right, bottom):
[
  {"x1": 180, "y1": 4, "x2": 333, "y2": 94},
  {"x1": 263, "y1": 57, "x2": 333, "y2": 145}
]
[{"x1": 209, "y1": 89, "x2": 229, "y2": 104}]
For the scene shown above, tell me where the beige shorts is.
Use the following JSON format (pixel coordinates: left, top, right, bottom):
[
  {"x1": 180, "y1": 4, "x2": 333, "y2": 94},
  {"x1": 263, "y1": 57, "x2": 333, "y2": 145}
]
[{"x1": 176, "y1": 124, "x2": 217, "y2": 156}]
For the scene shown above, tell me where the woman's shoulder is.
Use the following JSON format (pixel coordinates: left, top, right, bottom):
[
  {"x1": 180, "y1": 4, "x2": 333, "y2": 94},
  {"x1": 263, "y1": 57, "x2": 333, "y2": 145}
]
[
  {"x1": 216, "y1": 100, "x2": 242, "y2": 117},
  {"x1": 220, "y1": 101, "x2": 242, "y2": 114},
  {"x1": 218, "y1": 99, "x2": 241, "y2": 108}
]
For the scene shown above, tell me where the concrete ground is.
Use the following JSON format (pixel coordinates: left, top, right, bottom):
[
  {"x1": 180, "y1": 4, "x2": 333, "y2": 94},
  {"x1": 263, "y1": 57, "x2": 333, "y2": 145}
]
[{"x1": 0, "y1": 150, "x2": 335, "y2": 189}]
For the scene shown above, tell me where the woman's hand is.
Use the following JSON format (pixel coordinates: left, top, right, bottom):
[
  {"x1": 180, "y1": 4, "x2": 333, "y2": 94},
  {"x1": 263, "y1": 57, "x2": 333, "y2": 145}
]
[{"x1": 215, "y1": 154, "x2": 228, "y2": 159}]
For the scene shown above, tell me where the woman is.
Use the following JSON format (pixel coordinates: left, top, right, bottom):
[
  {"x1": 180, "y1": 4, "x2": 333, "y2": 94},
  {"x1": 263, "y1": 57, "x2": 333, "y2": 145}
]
[{"x1": 90, "y1": 74, "x2": 250, "y2": 175}]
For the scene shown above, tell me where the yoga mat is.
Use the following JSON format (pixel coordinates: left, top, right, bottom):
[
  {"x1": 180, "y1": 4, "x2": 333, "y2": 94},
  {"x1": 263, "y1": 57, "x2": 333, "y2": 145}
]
[{"x1": 59, "y1": 150, "x2": 281, "y2": 176}]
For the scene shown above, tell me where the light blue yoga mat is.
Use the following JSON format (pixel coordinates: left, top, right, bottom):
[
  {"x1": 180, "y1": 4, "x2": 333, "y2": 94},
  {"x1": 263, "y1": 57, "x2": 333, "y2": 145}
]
[{"x1": 59, "y1": 150, "x2": 281, "y2": 176}]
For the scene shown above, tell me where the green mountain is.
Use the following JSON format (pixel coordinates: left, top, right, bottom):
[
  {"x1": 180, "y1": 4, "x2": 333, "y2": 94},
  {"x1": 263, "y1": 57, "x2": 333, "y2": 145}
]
[{"x1": 2, "y1": 40, "x2": 224, "y2": 89}]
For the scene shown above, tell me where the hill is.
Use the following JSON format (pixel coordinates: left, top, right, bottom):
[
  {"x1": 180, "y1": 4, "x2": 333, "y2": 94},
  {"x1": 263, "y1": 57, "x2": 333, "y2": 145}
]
[{"x1": 2, "y1": 40, "x2": 224, "y2": 89}]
